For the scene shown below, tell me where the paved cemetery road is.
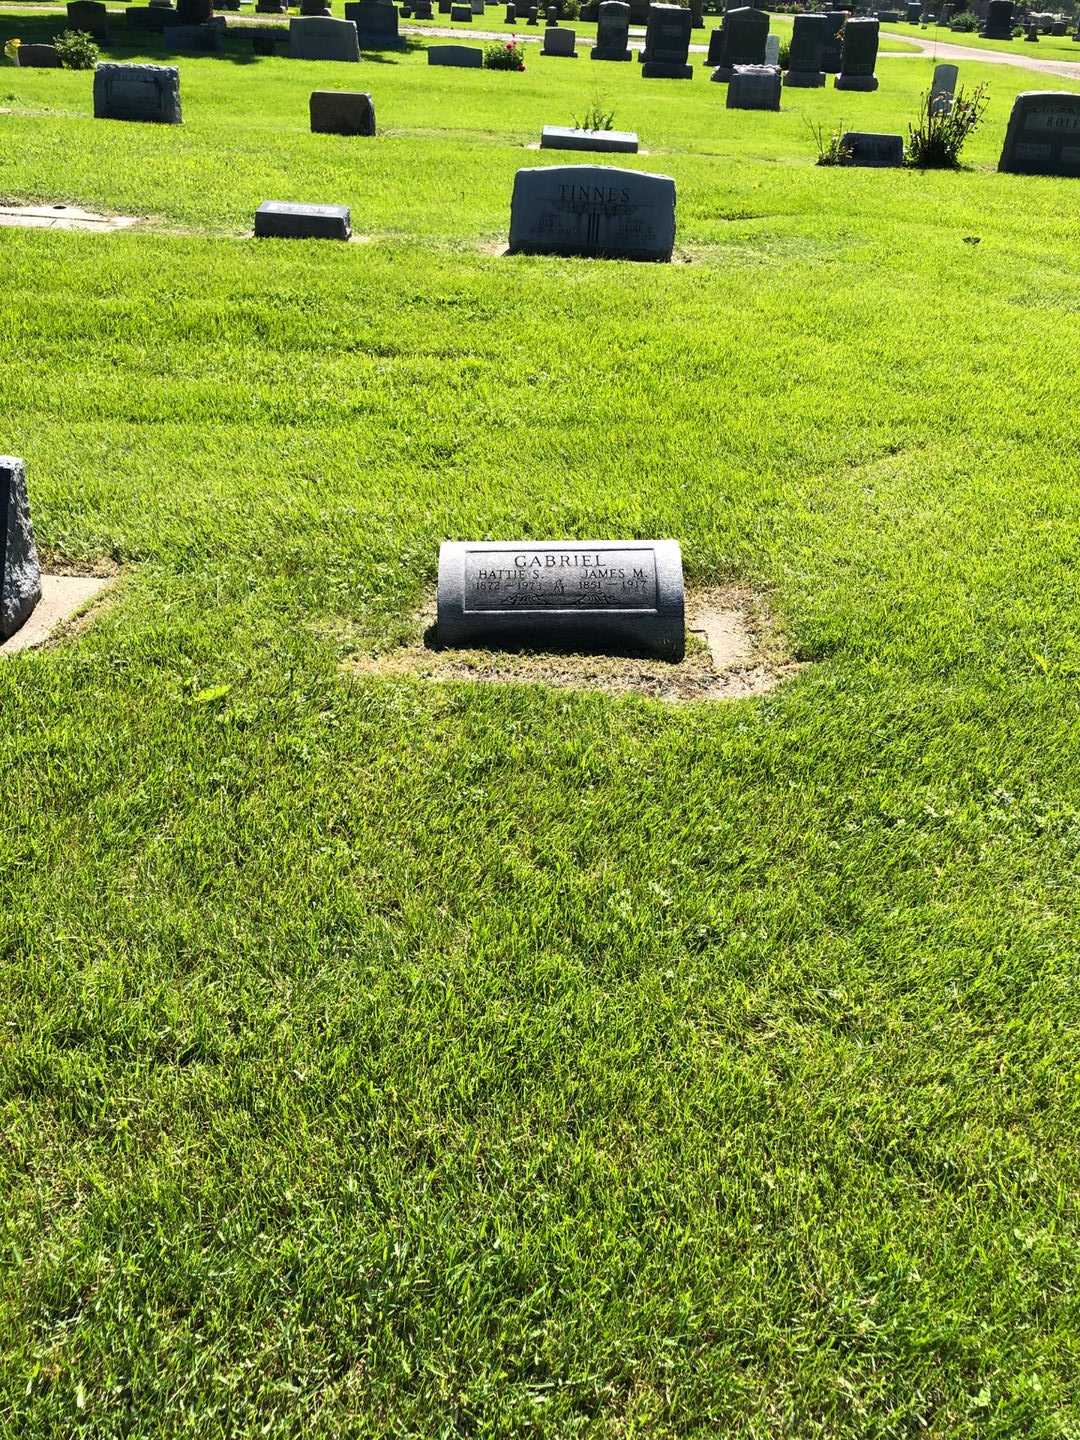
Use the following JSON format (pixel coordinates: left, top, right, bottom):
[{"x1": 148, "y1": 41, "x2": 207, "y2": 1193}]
[{"x1": 877, "y1": 27, "x2": 1080, "y2": 79}]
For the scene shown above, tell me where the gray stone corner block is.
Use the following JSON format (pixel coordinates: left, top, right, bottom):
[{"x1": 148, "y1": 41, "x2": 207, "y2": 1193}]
[
  {"x1": 254, "y1": 200, "x2": 352, "y2": 239},
  {"x1": 0, "y1": 457, "x2": 42, "y2": 641},
  {"x1": 437, "y1": 539, "x2": 685, "y2": 660}
]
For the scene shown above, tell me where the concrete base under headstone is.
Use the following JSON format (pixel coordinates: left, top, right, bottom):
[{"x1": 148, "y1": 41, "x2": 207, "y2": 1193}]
[
  {"x1": 784, "y1": 69, "x2": 825, "y2": 87},
  {"x1": 0, "y1": 575, "x2": 113, "y2": 658},
  {"x1": 835, "y1": 74, "x2": 879, "y2": 90},
  {"x1": 641, "y1": 60, "x2": 692, "y2": 76}
]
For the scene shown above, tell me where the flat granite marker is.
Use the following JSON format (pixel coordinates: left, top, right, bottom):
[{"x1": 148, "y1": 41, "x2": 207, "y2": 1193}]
[
  {"x1": 541, "y1": 125, "x2": 639, "y2": 151},
  {"x1": 998, "y1": 91, "x2": 1080, "y2": 176},
  {"x1": 94, "y1": 63, "x2": 182, "y2": 123},
  {"x1": 254, "y1": 201, "x2": 352, "y2": 238},
  {"x1": 508, "y1": 164, "x2": 676, "y2": 261},
  {"x1": 428, "y1": 43, "x2": 482, "y2": 62},
  {"x1": 437, "y1": 540, "x2": 685, "y2": 660},
  {"x1": 310, "y1": 89, "x2": 376, "y2": 134},
  {"x1": 0, "y1": 458, "x2": 42, "y2": 642},
  {"x1": 841, "y1": 130, "x2": 904, "y2": 164}
]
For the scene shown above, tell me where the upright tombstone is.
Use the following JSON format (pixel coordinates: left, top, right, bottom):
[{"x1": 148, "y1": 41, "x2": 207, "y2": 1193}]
[
  {"x1": 344, "y1": 1, "x2": 404, "y2": 46},
  {"x1": 505, "y1": 2, "x2": 516, "y2": 18},
  {"x1": 527, "y1": 4, "x2": 538, "y2": 19},
  {"x1": 841, "y1": 129, "x2": 903, "y2": 163},
  {"x1": 591, "y1": 0, "x2": 632, "y2": 58},
  {"x1": 834, "y1": 16, "x2": 878, "y2": 88},
  {"x1": 414, "y1": 0, "x2": 433, "y2": 15},
  {"x1": 126, "y1": 5, "x2": 176, "y2": 29},
  {"x1": 784, "y1": 11, "x2": 827, "y2": 84},
  {"x1": 508, "y1": 165, "x2": 676, "y2": 260},
  {"x1": 310, "y1": 89, "x2": 376, "y2": 133},
  {"x1": 301, "y1": 0, "x2": 333, "y2": 14},
  {"x1": 288, "y1": 15, "x2": 362, "y2": 57},
  {"x1": 998, "y1": 91, "x2": 1080, "y2": 175},
  {"x1": 820, "y1": 10, "x2": 845, "y2": 70},
  {"x1": 764, "y1": 31, "x2": 779, "y2": 64},
  {"x1": 66, "y1": 0, "x2": 110, "y2": 38},
  {"x1": 981, "y1": 0, "x2": 1012, "y2": 32},
  {"x1": 905, "y1": 0, "x2": 920, "y2": 18},
  {"x1": 640, "y1": 2, "x2": 692, "y2": 77},
  {"x1": 929, "y1": 61, "x2": 958, "y2": 114},
  {"x1": 428, "y1": 41, "x2": 482, "y2": 60},
  {"x1": 94, "y1": 63, "x2": 182, "y2": 122},
  {"x1": 0, "y1": 458, "x2": 42, "y2": 643},
  {"x1": 175, "y1": 0, "x2": 212, "y2": 21},
  {"x1": 437, "y1": 540, "x2": 685, "y2": 660},
  {"x1": 543, "y1": 24, "x2": 577, "y2": 53},
  {"x1": 709, "y1": 5, "x2": 768, "y2": 78},
  {"x1": 449, "y1": 4, "x2": 472, "y2": 18},
  {"x1": 727, "y1": 61, "x2": 781, "y2": 107}
]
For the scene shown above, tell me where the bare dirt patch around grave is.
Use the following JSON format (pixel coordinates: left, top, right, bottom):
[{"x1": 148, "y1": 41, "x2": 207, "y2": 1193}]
[
  {"x1": 0, "y1": 569, "x2": 116, "y2": 657},
  {"x1": 340, "y1": 585, "x2": 800, "y2": 702}
]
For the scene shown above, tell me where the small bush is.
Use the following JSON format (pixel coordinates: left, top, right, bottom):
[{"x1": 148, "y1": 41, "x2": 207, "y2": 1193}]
[
  {"x1": 561, "y1": 0, "x2": 580, "y2": 17},
  {"x1": 574, "y1": 101, "x2": 614, "y2": 131},
  {"x1": 4, "y1": 37, "x2": 20, "y2": 63},
  {"x1": 778, "y1": 39, "x2": 790, "y2": 67},
  {"x1": 809, "y1": 120, "x2": 852, "y2": 166},
  {"x1": 483, "y1": 38, "x2": 525, "y2": 68},
  {"x1": 54, "y1": 28, "x2": 99, "y2": 68},
  {"x1": 948, "y1": 11, "x2": 979, "y2": 30},
  {"x1": 906, "y1": 81, "x2": 988, "y2": 168}
]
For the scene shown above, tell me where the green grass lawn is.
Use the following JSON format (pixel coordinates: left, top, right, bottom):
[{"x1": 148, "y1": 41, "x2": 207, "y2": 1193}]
[{"x1": 2, "y1": 27, "x2": 1080, "y2": 1440}]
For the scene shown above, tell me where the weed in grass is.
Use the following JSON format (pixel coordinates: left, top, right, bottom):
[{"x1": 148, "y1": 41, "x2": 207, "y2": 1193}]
[{"x1": 906, "y1": 82, "x2": 989, "y2": 168}]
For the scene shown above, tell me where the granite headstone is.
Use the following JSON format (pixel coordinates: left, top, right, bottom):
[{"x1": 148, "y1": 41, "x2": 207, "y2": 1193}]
[
  {"x1": 288, "y1": 15, "x2": 361, "y2": 58},
  {"x1": 94, "y1": 63, "x2": 182, "y2": 122},
  {"x1": 592, "y1": 0, "x2": 632, "y2": 57},
  {"x1": 784, "y1": 11, "x2": 827, "y2": 84},
  {"x1": 310, "y1": 89, "x2": 376, "y2": 133},
  {"x1": 508, "y1": 164, "x2": 676, "y2": 260},
  {"x1": 640, "y1": 2, "x2": 692, "y2": 76},
  {"x1": 998, "y1": 91, "x2": 1080, "y2": 175},
  {"x1": 0, "y1": 458, "x2": 42, "y2": 642},
  {"x1": 835, "y1": 16, "x2": 878, "y2": 88}
]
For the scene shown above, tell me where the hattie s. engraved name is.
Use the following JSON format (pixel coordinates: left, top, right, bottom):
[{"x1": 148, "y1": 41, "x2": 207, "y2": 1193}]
[{"x1": 464, "y1": 548, "x2": 659, "y2": 611}]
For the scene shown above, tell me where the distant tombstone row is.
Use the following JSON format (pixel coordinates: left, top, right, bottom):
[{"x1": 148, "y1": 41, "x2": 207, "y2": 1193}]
[
  {"x1": 94, "y1": 63, "x2": 182, "y2": 123},
  {"x1": 592, "y1": 0, "x2": 632, "y2": 58},
  {"x1": 999, "y1": 91, "x2": 1080, "y2": 176},
  {"x1": 437, "y1": 540, "x2": 685, "y2": 660},
  {"x1": 640, "y1": 3, "x2": 692, "y2": 78},
  {"x1": 508, "y1": 164, "x2": 676, "y2": 262},
  {"x1": 0, "y1": 458, "x2": 42, "y2": 643}
]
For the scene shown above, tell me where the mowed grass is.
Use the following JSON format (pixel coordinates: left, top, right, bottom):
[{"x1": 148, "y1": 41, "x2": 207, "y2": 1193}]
[
  {"x1": 2, "y1": 28, "x2": 1080, "y2": 1440},
  {"x1": 909, "y1": 20, "x2": 1080, "y2": 60}
]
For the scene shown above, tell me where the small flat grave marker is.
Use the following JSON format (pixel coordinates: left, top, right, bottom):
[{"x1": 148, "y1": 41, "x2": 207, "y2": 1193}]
[
  {"x1": 428, "y1": 42, "x2": 482, "y2": 62},
  {"x1": 842, "y1": 130, "x2": 904, "y2": 165},
  {"x1": 254, "y1": 200, "x2": 352, "y2": 239},
  {"x1": 540, "y1": 125, "x2": 640, "y2": 152},
  {"x1": 17, "y1": 44, "x2": 63, "y2": 66},
  {"x1": 437, "y1": 540, "x2": 685, "y2": 660}
]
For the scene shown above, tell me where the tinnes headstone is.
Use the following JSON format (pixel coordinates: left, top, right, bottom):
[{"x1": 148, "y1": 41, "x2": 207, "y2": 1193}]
[
  {"x1": 835, "y1": 16, "x2": 878, "y2": 89},
  {"x1": 508, "y1": 164, "x2": 676, "y2": 260},
  {"x1": 94, "y1": 63, "x2": 182, "y2": 122},
  {"x1": 784, "y1": 11, "x2": 827, "y2": 85},
  {"x1": 310, "y1": 89, "x2": 376, "y2": 133},
  {"x1": 592, "y1": 0, "x2": 632, "y2": 58},
  {"x1": 437, "y1": 540, "x2": 685, "y2": 660},
  {"x1": 0, "y1": 458, "x2": 42, "y2": 642},
  {"x1": 640, "y1": 2, "x2": 692, "y2": 77},
  {"x1": 998, "y1": 91, "x2": 1080, "y2": 176}
]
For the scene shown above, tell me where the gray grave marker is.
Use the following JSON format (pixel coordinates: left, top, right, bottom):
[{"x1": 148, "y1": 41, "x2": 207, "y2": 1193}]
[
  {"x1": 343, "y1": 1, "x2": 404, "y2": 46},
  {"x1": 764, "y1": 32, "x2": 779, "y2": 64},
  {"x1": 94, "y1": 63, "x2": 182, "y2": 123},
  {"x1": 727, "y1": 62, "x2": 781, "y2": 108},
  {"x1": 929, "y1": 62, "x2": 958, "y2": 115},
  {"x1": 998, "y1": 91, "x2": 1080, "y2": 176},
  {"x1": 540, "y1": 124, "x2": 640, "y2": 151},
  {"x1": 708, "y1": 5, "x2": 768, "y2": 78},
  {"x1": 427, "y1": 42, "x2": 482, "y2": 61},
  {"x1": 640, "y1": 2, "x2": 692, "y2": 77},
  {"x1": 288, "y1": 15, "x2": 361, "y2": 58},
  {"x1": 543, "y1": 24, "x2": 578, "y2": 53},
  {"x1": 820, "y1": 10, "x2": 845, "y2": 70},
  {"x1": 0, "y1": 458, "x2": 42, "y2": 642},
  {"x1": 254, "y1": 201, "x2": 352, "y2": 239},
  {"x1": 835, "y1": 16, "x2": 878, "y2": 89},
  {"x1": 592, "y1": 0, "x2": 632, "y2": 58},
  {"x1": 66, "y1": 0, "x2": 110, "y2": 39},
  {"x1": 508, "y1": 164, "x2": 676, "y2": 260},
  {"x1": 16, "y1": 44, "x2": 63, "y2": 66},
  {"x1": 784, "y1": 11, "x2": 826, "y2": 85},
  {"x1": 841, "y1": 130, "x2": 904, "y2": 164},
  {"x1": 310, "y1": 89, "x2": 376, "y2": 134},
  {"x1": 437, "y1": 540, "x2": 685, "y2": 660}
]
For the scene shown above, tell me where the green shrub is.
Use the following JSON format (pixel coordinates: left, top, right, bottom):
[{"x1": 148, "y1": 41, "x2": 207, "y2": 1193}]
[
  {"x1": 778, "y1": 39, "x2": 790, "y2": 67},
  {"x1": 573, "y1": 101, "x2": 615, "y2": 131},
  {"x1": 906, "y1": 82, "x2": 988, "y2": 167},
  {"x1": 949, "y1": 11, "x2": 980, "y2": 30},
  {"x1": 809, "y1": 120, "x2": 852, "y2": 166},
  {"x1": 483, "y1": 38, "x2": 525, "y2": 67},
  {"x1": 54, "y1": 28, "x2": 99, "y2": 68}
]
